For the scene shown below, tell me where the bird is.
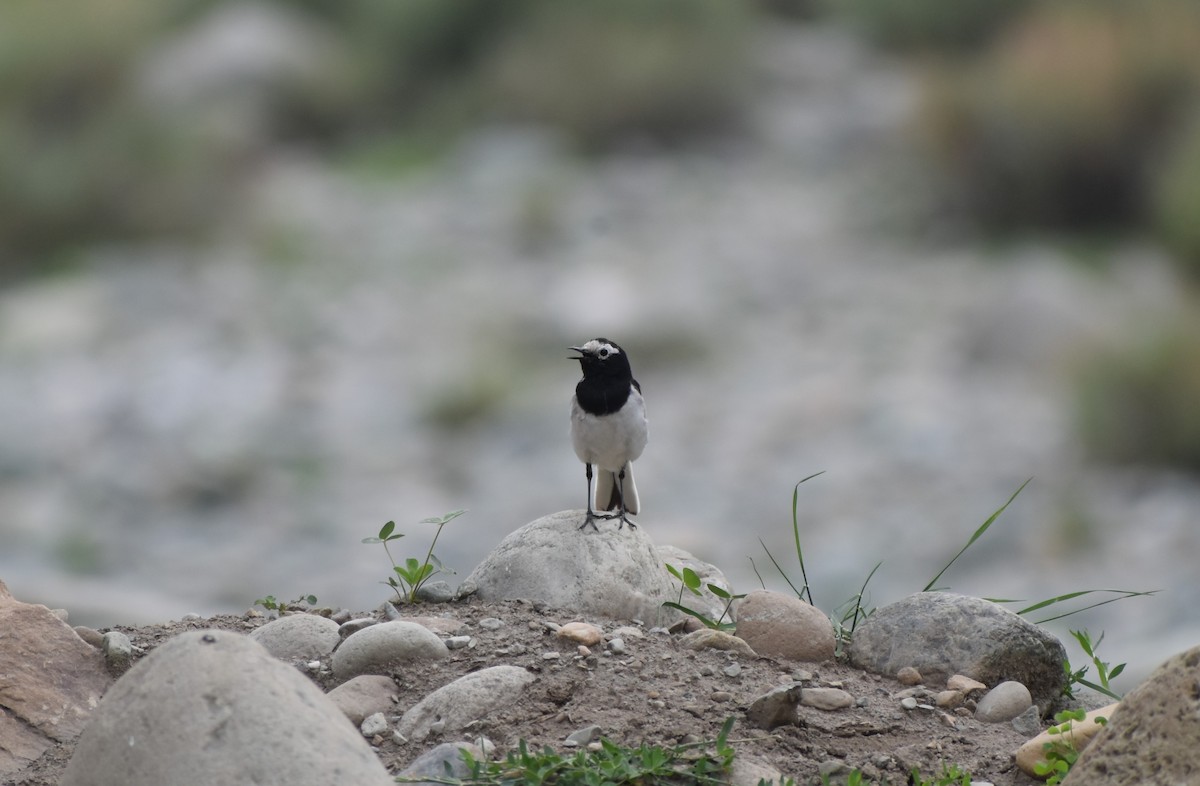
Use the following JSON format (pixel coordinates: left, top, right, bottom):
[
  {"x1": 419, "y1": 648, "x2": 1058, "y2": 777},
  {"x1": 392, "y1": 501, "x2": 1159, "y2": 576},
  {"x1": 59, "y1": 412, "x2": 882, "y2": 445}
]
[{"x1": 569, "y1": 337, "x2": 648, "y2": 531}]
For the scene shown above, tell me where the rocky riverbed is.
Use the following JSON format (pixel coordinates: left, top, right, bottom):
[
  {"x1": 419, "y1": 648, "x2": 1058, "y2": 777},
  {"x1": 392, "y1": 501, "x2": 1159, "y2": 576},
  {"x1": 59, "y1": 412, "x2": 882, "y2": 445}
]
[{"x1": 0, "y1": 22, "x2": 1195, "y2": 692}]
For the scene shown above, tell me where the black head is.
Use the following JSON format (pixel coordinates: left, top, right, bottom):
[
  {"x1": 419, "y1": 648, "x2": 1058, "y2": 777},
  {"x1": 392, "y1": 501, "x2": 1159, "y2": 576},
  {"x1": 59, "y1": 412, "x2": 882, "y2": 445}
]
[{"x1": 569, "y1": 337, "x2": 633, "y2": 380}]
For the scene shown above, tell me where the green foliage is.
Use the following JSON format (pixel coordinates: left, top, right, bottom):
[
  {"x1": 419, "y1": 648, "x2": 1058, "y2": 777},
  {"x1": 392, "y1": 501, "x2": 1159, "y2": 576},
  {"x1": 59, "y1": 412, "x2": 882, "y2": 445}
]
[
  {"x1": 758, "y1": 475, "x2": 1152, "y2": 690},
  {"x1": 662, "y1": 564, "x2": 744, "y2": 631},
  {"x1": 0, "y1": 1, "x2": 220, "y2": 275},
  {"x1": 1034, "y1": 708, "x2": 1108, "y2": 785},
  {"x1": 363, "y1": 510, "x2": 464, "y2": 604},
  {"x1": 482, "y1": 0, "x2": 751, "y2": 152},
  {"x1": 1075, "y1": 322, "x2": 1200, "y2": 470},
  {"x1": 1063, "y1": 629, "x2": 1126, "y2": 700},
  {"x1": 821, "y1": 762, "x2": 973, "y2": 785},
  {"x1": 917, "y1": 0, "x2": 1200, "y2": 237},
  {"x1": 839, "y1": 0, "x2": 1029, "y2": 53},
  {"x1": 0, "y1": 0, "x2": 756, "y2": 278},
  {"x1": 422, "y1": 717, "x2": 740, "y2": 786},
  {"x1": 1154, "y1": 116, "x2": 1200, "y2": 276},
  {"x1": 254, "y1": 593, "x2": 318, "y2": 616}
]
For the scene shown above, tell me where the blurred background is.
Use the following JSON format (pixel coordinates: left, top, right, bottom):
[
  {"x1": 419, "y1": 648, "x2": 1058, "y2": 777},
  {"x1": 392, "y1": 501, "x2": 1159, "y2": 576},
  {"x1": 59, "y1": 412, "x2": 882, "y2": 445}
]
[{"x1": 2, "y1": 0, "x2": 1200, "y2": 689}]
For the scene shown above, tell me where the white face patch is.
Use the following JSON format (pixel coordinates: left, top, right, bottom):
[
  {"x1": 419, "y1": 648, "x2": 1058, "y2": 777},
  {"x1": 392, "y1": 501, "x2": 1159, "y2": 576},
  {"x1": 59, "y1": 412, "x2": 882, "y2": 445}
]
[{"x1": 581, "y1": 339, "x2": 620, "y2": 359}]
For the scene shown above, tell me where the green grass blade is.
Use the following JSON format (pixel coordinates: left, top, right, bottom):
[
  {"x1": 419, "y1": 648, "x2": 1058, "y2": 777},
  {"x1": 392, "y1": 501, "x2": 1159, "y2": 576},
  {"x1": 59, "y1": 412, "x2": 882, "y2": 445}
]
[
  {"x1": 748, "y1": 557, "x2": 767, "y2": 591},
  {"x1": 759, "y1": 537, "x2": 804, "y2": 598},
  {"x1": 848, "y1": 560, "x2": 882, "y2": 634},
  {"x1": 790, "y1": 471, "x2": 824, "y2": 606},
  {"x1": 661, "y1": 601, "x2": 720, "y2": 629},
  {"x1": 922, "y1": 478, "x2": 1031, "y2": 592},
  {"x1": 1030, "y1": 589, "x2": 1158, "y2": 624}
]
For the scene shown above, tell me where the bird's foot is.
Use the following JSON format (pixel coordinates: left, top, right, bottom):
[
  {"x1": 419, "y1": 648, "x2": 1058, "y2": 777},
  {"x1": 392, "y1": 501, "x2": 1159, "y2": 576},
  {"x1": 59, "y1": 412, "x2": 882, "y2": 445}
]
[
  {"x1": 579, "y1": 511, "x2": 602, "y2": 531},
  {"x1": 617, "y1": 513, "x2": 637, "y2": 530}
]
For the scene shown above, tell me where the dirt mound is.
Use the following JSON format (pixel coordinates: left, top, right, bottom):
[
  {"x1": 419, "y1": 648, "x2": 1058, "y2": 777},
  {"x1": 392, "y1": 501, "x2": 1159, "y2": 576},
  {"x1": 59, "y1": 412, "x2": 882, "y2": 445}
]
[{"x1": 14, "y1": 598, "x2": 1041, "y2": 785}]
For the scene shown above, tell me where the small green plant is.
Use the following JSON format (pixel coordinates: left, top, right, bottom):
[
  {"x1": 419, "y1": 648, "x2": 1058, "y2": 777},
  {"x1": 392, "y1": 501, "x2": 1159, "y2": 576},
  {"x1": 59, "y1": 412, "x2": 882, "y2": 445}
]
[
  {"x1": 419, "y1": 717, "x2": 740, "y2": 786},
  {"x1": 662, "y1": 564, "x2": 744, "y2": 631},
  {"x1": 253, "y1": 593, "x2": 318, "y2": 616},
  {"x1": 1034, "y1": 708, "x2": 1108, "y2": 785},
  {"x1": 758, "y1": 475, "x2": 1154, "y2": 685},
  {"x1": 821, "y1": 762, "x2": 973, "y2": 785},
  {"x1": 363, "y1": 509, "x2": 464, "y2": 604},
  {"x1": 1062, "y1": 629, "x2": 1125, "y2": 700}
]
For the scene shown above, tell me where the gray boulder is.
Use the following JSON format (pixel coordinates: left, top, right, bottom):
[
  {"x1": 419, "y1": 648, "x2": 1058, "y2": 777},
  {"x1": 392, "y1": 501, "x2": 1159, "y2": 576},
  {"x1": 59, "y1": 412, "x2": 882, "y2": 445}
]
[
  {"x1": 326, "y1": 675, "x2": 401, "y2": 726},
  {"x1": 1063, "y1": 644, "x2": 1200, "y2": 785},
  {"x1": 332, "y1": 620, "x2": 449, "y2": 681},
  {"x1": 735, "y1": 590, "x2": 836, "y2": 663},
  {"x1": 460, "y1": 510, "x2": 681, "y2": 623},
  {"x1": 400, "y1": 741, "x2": 491, "y2": 786},
  {"x1": 847, "y1": 592, "x2": 1066, "y2": 710},
  {"x1": 398, "y1": 665, "x2": 536, "y2": 741},
  {"x1": 0, "y1": 580, "x2": 112, "y2": 778},
  {"x1": 60, "y1": 629, "x2": 392, "y2": 786},
  {"x1": 249, "y1": 612, "x2": 341, "y2": 660}
]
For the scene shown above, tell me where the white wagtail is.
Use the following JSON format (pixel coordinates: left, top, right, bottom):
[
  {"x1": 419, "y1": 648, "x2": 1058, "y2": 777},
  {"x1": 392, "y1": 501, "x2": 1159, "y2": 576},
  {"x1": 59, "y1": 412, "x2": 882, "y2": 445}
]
[{"x1": 569, "y1": 338, "x2": 648, "y2": 530}]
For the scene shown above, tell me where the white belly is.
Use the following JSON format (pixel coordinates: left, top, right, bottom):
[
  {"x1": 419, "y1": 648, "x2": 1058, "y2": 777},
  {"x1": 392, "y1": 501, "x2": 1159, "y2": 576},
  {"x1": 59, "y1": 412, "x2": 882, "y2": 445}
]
[{"x1": 570, "y1": 390, "x2": 648, "y2": 472}]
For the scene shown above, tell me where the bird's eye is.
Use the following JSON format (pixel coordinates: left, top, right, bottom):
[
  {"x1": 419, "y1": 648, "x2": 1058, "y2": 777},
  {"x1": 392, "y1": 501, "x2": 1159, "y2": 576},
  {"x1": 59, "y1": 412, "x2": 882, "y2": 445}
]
[{"x1": 598, "y1": 347, "x2": 610, "y2": 358}]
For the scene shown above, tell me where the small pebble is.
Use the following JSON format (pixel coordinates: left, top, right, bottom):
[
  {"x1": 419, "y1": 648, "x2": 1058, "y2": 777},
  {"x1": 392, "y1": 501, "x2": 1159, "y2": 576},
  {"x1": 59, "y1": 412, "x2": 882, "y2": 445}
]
[
  {"x1": 414, "y1": 581, "x2": 454, "y2": 603},
  {"x1": 360, "y1": 712, "x2": 389, "y2": 737},
  {"x1": 724, "y1": 663, "x2": 742, "y2": 678},
  {"x1": 711, "y1": 691, "x2": 734, "y2": 702},
  {"x1": 608, "y1": 638, "x2": 626, "y2": 655},
  {"x1": 73, "y1": 626, "x2": 104, "y2": 648},
  {"x1": 900, "y1": 697, "x2": 919, "y2": 710},
  {"x1": 1010, "y1": 704, "x2": 1042, "y2": 737},
  {"x1": 479, "y1": 617, "x2": 503, "y2": 630},
  {"x1": 542, "y1": 652, "x2": 561, "y2": 661},
  {"x1": 101, "y1": 631, "x2": 134, "y2": 675},
  {"x1": 936, "y1": 690, "x2": 963, "y2": 709},
  {"x1": 947, "y1": 674, "x2": 987, "y2": 694},
  {"x1": 565, "y1": 725, "x2": 602, "y2": 746},
  {"x1": 896, "y1": 666, "x2": 923, "y2": 686},
  {"x1": 557, "y1": 622, "x2": 603, "y2": 646},
  {"x1": 802, "y1": 688, "x2": 855, "y2": 711},
  {"x1": 338, "y1": 618, "x2": 376, "y2": 639},
  {"x1": 975, "y1": 681, "x2": 1032, "y2": 723},
  {"x1": 445, "y1": 636, "x2": 472, "y2": 650}
]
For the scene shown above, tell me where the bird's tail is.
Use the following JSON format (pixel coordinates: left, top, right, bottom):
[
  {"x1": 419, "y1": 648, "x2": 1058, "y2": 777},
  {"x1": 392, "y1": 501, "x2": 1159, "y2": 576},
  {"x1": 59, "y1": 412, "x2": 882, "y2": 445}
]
[{"x1": 595, "y1": 463, "x2": 639, "y2": 515}]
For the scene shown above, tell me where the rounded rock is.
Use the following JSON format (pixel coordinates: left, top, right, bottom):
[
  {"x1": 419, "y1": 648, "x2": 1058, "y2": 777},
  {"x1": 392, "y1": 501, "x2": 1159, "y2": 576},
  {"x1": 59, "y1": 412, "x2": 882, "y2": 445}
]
[
  {"x1": 734, "y1": 590, "x2": 835, "y2": 663},
  {"x1": 398, "y1": 665, "x2": 536, "y2": 741},
  {"x1": 462, "y1": 511, "x2": 684, "y2": 622},
  {"x1": 847, "y1": 592, "x2": 1066, "y2": 709},
  {"x1": 974, "y1": 680, "x2": 1033, "y2": 723},
  {"x1": 333, "y1": 621, "x2": 449, "y2": 680},
  {"x1": 101, "y1": 630, "x2": 134, "y2": 675},
  {"x1": 326, "y1": 674, "x2": 401, "y2": 726},
  {"x1": 60, "y1": 629, "x2": 393, "y2": 786},
  {"x1": 556, "y1": 622, "x2": 603, "y2": 646},
  {"x1": 249, "y1": 613, "x2": 341, "y2": 661}
]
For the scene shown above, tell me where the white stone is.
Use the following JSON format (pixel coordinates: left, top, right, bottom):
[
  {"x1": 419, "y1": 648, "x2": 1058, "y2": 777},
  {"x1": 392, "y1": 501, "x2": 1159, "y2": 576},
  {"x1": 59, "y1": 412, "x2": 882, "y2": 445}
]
[
  {"x1": 974, "y1": 681, "x2": 1032, "y2": 723},
  {"x1": 332, "y1": 621, "x2": 448, "y2": 680},
  {"x1": 398, "y1": 665, "x2": 536, "y2": 741},
  {"x1": 60, "y1": 630, "x2": 392, "y2": 786}
]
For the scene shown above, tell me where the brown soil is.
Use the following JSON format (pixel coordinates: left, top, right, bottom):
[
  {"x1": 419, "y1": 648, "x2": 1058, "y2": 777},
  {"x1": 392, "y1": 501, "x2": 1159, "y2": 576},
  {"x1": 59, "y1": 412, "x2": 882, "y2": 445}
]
[{"x1": 14, "y1": 598, "x2": 1044, "y2": 785}]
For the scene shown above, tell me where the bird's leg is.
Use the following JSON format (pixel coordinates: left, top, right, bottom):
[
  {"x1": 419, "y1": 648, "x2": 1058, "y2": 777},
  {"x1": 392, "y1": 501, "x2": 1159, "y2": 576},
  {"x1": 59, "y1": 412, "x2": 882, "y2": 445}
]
[
  {"x1": 615, "y1": 467, "x2": 636, "y2": 530},
  {"x1": 580, "y1": 464, "x2": 601, "y2": 531}
]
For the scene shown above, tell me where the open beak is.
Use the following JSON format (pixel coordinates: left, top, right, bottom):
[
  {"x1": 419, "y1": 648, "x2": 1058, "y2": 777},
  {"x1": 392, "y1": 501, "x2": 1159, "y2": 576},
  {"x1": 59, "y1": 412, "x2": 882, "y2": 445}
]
[{"x1": 568, "y1": 346, "x2": 587, "y2": 359}]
